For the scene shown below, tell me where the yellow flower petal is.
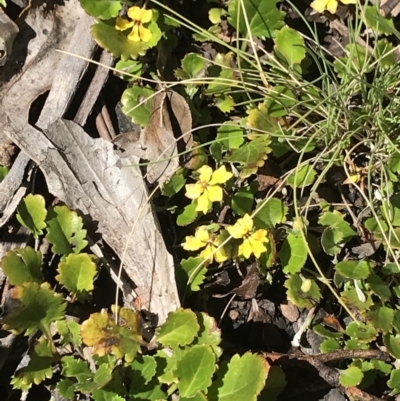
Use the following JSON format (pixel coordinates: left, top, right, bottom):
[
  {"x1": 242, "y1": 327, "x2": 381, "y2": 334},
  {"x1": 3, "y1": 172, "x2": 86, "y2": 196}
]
[
  {"x1": 198, "y1": 165, "x2": 213, "y2": 183},
  {"x1": 239, "y1": 239, "x2": 253, "y2": 259},
  {"x1": 185, "y1": 183, "x2": 204, "y2": 199},
  {"x1": 115, "y1": 17, "x2": 133, "y2": 31},
  {"x1": 215, "y1": 248, "x2": 228, "y2": 263},
  {"x1": 139, "y1": 26, "x2": 152, "y2": 42},
  {"x1": 196, "y1": 193, "x2": 211, "y2": 214},
  {"x1": 140, "y1": 8, "x2": 153, "y2": 23},
  {"x1": 201, "y1": 243, "x2": 215, "y2": 261},
  {"x1": 195, "y1": 226, "x2": 210, "y2": 243},
  {"x1": 228, "y1": 214, "x2": 253, "y2": 239},
  {"x1": 128, "y1": 25, "x2": 141, "y2": 42},
  {"x1": 127, "y1": 6, "x2": 143, "y2": 21},
  {"x1": 209, "y1": 165, "x2": 233, "y2": 185},
  {"x1": 183, "y1": 235, "x2": 206, "y2": 251},
  {"x1": 206, "y1": 185, "x2": 223, "y2": 202},
  {"x1": 340, "y1": 0, "x2": 356, "y2": 4},
  {"x1": 251, "y1": 229, "x2": 268, "y2": 243},
  {"x1": 310, "y1": 0, "x2": 337, "y2": 13},
  {"x1": 248, "y1": 236, "x2": 267, "y2": 258}
]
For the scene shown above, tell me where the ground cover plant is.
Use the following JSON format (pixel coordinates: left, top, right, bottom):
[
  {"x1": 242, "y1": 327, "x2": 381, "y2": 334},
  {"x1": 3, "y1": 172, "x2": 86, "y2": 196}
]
[{"x1": 3, "y1": 0, "x2": 400, "y2": 400}]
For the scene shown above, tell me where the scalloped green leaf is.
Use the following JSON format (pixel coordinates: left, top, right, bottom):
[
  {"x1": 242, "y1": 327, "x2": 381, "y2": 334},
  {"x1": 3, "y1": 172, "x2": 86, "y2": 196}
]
[
  {"x1": 254, "y1": 197, "x2": 288, "y2": 229},
  {"x1": 79, "y1": 0, "x2": 122, "y2": 19},
  {"x1": 46, "y1": 205, "x2": 88, "y2": 256},
  {"x1": 55, "y1": 319, "x2": 82, "y2": 347},
  {"x1": 264, "y1": 85, "x2": 296, "y2": 118},
  {"x1": 388, "y1": 369, "x2": 400, "y2": 395},
  {"x1": 231, "y1": 184, "x2": 256, "y2": 216},
  {"x1": 195, "y1": 312, "x2": 222, "y2": 358},
  {"x1": 128, "y1": 355, "x2": 157, "y2": 386},
  {"x1": 228, "y1": 0, "x2": 285, "y2": 38},
  {"x1": 364, "y1": 5, "x2": 399, "y2": 37},
  {"x1": 384, "y1": 333, "x2": 400, "y2": 358},
  {"x1": 176, "y1": 345, "x2": 216, "y2": 398},
  {"x1": 215, "y1": 95, "x2": 235, "y2": 113},
  {"x1": 339, "y1": 366, "x2": 363, "y2": 387},
  {"x1": 217, "y1": 353, "x2": 269, "y2": 401},
  {"x1": 177, "y1": 202, "x2": 198, "y2": 226},
  {"x1": 11, "y1": 336, "x2": 55, "y2": 390},
  {"x1": 365, "y1": 305, "x2": 394, "y2": 334},
  {"x1": 216, "y1": 122, "x2": 244, "y2": 151},
  {"x1": 162, "y1": 170, "x2": 186, "y2": 197},
  {"x1": 320, "y1": 338, "x2": 341, "y2": 353},
  {"x1": 335, "y1": 260, "x2": 373, "y2": 279},
  {"x1": 115, "y1": 59, "x2": 143, "y2": 81},
  {"x1": 2, "y1": 282, "x2": 67, "y2": 338},
  {"x1": 181, "y1": 257, "x2": 207, "y2": 292},
  {"x1": 1, "y1": 247, "x2": 43, "y2": 285},
  {"x1": 367, "y1": 274, "x2": 391, "y2": 300},
  {"x1": 279, "y1": 232, "x2": 307, "y2": 274},
  {"x1": 56, "y1": 253, "x2": 98, "y2": 301},
  {"x1": 91, "y1": 20, "x2": 150, "y2": 61},
  {"x1": 175, "y1": 53, "x2": 207, "y2": 82},
  {"x1": 285, "y1": 274, "x2": 321, "y2": 309},
  {"x1": 206, "y1": 53, "x2": 236, "y2": 95},
  {"x1": 80, "y1": 306, "x2": 142, "y2": 363},
  {"x1": 287, "y1": 165, "x2": 316, "y2": 188},
  {"x1": 156, "y1": 308, "x2": 199, "y2": 348},
  {"x1": 375, "y1": 39, "x2": 395, "y2": 68},
  {"x1": 247, "y1": 103, "x2": 281, "y2": 138},
  {"x1": 226, "y1": 135, "x2": 272, "y2": 178},
  {"x1": 345, "y1": 322, "x2": 377, "y2": 343},
  {"x1": 341, "y1": 286, "x2": 373, "y2": 311},
  {"x1": 274, "y1": 27, "x2": 306, "y2": 67},
  {"x1": 16, "y1": 194, "x2": 47, "y2": 239},
  {"x1": 121, "y1": 86, "x2": 154, "y2": 126}
]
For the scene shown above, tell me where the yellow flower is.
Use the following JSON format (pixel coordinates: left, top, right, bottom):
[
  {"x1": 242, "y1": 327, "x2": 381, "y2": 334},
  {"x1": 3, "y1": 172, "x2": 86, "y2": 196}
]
[
  {"x1": 310, "y1": 0, "x2": 356, "y2": 14},
  {"x1": 185, "y1": 165, "x2": 233, "y2": 214},
  {"x1": 183, "y1": 226, "x2": 228, "y2": 263},
  {"x1": 227, "y1": 214, "x2": 268, "y2": 259},
  {"x1": 115, "y1": 6, "x2": 153, "y2": 42}
]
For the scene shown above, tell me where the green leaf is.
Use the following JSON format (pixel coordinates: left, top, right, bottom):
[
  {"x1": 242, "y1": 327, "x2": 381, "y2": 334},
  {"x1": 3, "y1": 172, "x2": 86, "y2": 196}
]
[
  {"x1": 2, "y1": 282, "x2": 67, "y2": 338},
  {"x1": 364, "y1": 5, "x2": 400, "y2": 37},
  {"x1": 128, "y1": 355, "x2": 157, "y2": 386},
  {"x1": 285, "y1": 274, "x2": 321, "y2": 309},
  {"x1": 215, "y1": 95, "x2": 235, "y2": 113},
  {"x1": 181, "y1": 257, "x2": 207, "y2": 292},
  {"x1": 55, "y1": 319, "x2": 82, "y2": 347},
  {"x1": 57, "y1": 379, "x2": 76, "y2": 399},
  {"x1": 176, "y1": 345, "x2": 216, "y2": 398},
  {"x1": 206, "y1": 53, "x2": 236, "y2": 95},
  {"x1": 254, "y1": 197, "x2": 288, "y2": 229},
  {"x1": 16, "y1": 194, "x2": 47, "y2": 239},
  {"x1": 177, "y1": 202, "x2": 198, "y2": 226},
  {"x1": 388, "y1": 369, "x2": 400, "y2": 395},
  {"x1": 279, "y1": 232, "x2": 307, "y2": 274},
  {"x1": 1, "y1": 247, "x2": 43, "y2": 285},
  {"x1": 79, "y1": 0, "x2": 122, "y2": 19},
  {"x1": 176, "y1": 53, "x2": 207, "y2": 80},
  {"x1": 156, "y1": 308, "x2": 199, "y2": 347},
  {"x1": 209, "y1": 8, "x2": 227, "y2": 24},
  {"x1": 228, "y1": 0, "x2": 285, "y2": 38},
  {"x1": 367, "y1": 274, "x2": 391, "y2": 300},
  {"x1": 335, "y1": 260, "x2": 373, "y2": 279},
  {"x1": 217, "y1": 353, "x2": 269, "y2": 401},
  {"x1": 384, "y1": 333, "x2": 400, "y2": 358},
  {"x1": 91, "y1": 20, "x2": 149, "y2": 61},
  {"x1": 320, "y1": 338, "x2": 341, "y2": 353},
  {"x1": 80, "y1": 306, "x2": 142, "y2": 363},
  {"x1": 341, "y1": 286, "x2": 373, "y2": 311},
  {"x1": 247, "y1": 103, "x2": 281, "y2": 137},
  {"x1": 345, "y1": 322, "x2": 377, "y2": 343},
  {"x1": 365, "y1": 305, "x2": 394, "y2": 334},
  {"x1": 274, "y1": 27, "x2": 306, "y2": 67},
  {"x1": 264, "y1": 85, "x2": 296, "y2": 118},
  {"x1": 162, "y1": 171, "x2": 186, "y2": 197},
  {"x1": 121, "y1": 86, "x2": 154, "y2": 126},
  {"x1": 231, "y1": 184, "x2": 256, "y2": 216},
  {"x1": 287, "y1": 165, "x2": 316, "y2": 188},
  {"x1": 313, "y1": 324, "x2": 343, "y2": 339},
  {"x1": 374, "y1": 39, "x2": 395, "y2": 68},
  {"x1": 56, "y1": 253, "x2": 98, "y2": 300},
  {"x1": 115, "y1": 60, "x2": 143, "y2": 81},
  {"x1": 77, "y1": 364, "x2": 113, "y2": 393},
  {"x1": 216, "y1": 122, "x2": 244, "y2": 151},
  {"x1": 226, "y1": 135, "x2": 272, "y2": 178},
  {"x1": 11, "y1": 336, "x2": 55, "y2": 390},
  {"x1": 46, "y1": 206, "x2": 88, "y2": 256},
  {"x1": 339, "y1": 366, "x2": 363, "y2": 387},
  {"x1": 195, "y1": 312, "x2": 223, "y2": 358}
]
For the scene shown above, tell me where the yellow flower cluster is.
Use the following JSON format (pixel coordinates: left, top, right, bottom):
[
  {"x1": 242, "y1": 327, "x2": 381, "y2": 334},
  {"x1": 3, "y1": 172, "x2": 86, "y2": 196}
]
[
  {"x1": 185, "y1": 165, "x2": 233, "y2": 214},
  {"x1": 183, "y1": 226, "x2": 228, "y2": 263},
  {"x1": 310, "y1": 0, "x2": 356, "y2": 14},
  {"x1": 115, "y1": 6, "x2": 153, "y2": 42},
  {"x1": 227, "y1": 214, "x2": 268, "y2": 259}
]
